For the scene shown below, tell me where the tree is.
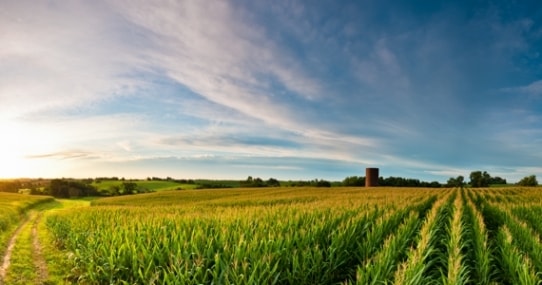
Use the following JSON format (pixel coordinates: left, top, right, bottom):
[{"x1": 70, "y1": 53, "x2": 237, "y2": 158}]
[
  {"x1": 342, "y1": 176, "x2": 365, "y2": 186},
  {"x1": 109, "y1": 185, "x2": 121, "y2": 196},
  {"x1": 121, "y1": 182, "x2": 138, "y2": 194},
  {"x1": 240, "y1": 176, "x2": 266, "y2": 187},
  {"x1": 0, "y1": 180, "x2": 22, "y2": 193},
  {"x1": 446, "y1": 176, "x2": 464, "y2": 187},
  {"x1": 312, "y1": 179, "x2": 331, "y2": 187},
  {"x1": 266, "y1": 178, "x2": 280, "y2": 187},
  {"x1": 517, "y1": 175, "x2": 538, "y2": 186},
  {"x1": 470, "y1": 171, "x2": 490, "y2": 188},
  {"x1": 489, "y1": 176, "x2": 507, "y2": 185}
]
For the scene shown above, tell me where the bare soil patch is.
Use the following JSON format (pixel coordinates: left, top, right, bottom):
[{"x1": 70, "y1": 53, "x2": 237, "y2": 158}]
[
  {"x1": 32, "y1": 214, "x2": 48, "y2": 283},
  {"x1": 0, "y1": 217, "x2": 29, "y2": 284}
]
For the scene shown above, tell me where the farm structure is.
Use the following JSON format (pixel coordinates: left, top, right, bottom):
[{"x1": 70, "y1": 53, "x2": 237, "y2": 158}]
[{"x1": 366, "y1": 167, "x2": 379, "y2": 187}]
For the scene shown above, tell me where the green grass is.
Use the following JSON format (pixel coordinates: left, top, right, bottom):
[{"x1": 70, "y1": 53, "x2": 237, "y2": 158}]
[
  {"x1": 12, "y1": 199, "x2": 91, "y2": 284},
  {"x1": 0, "y1": 193, "x2": 53, "y2": 257},
  {"x1": 2, "y1": 187, "x2": 541, "y2": 284},
  {"x1": 92, "y1": 179, "x2": 196, "y2": 192},
  {"x1": 4, "y1": 213, "x2": 38, "y2": 284}
]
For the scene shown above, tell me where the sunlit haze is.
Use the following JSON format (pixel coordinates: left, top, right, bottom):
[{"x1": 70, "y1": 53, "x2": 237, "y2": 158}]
[{"x1": 1, "y1": 0, "x2": 542, "y2": 182}]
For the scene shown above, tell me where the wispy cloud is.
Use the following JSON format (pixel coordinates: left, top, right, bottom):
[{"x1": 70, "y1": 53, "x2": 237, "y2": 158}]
[
  {"x1": 0, "y1": 1, "x2": 152, "y2": 117},
  {"x1": 26, "y1": 150, "x2": 100, "y2": 160},
  {"x1": 109, "y1": 0, "x2": 325, "y2": 123},
  {"x1": 500, "y1": 80, "x2": 542, "y2": 96}
]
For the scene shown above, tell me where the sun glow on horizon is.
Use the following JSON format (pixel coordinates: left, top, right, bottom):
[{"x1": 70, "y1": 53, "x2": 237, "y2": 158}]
[{"x1": 0, "y1": 121, "x2": 62, "y2": 178}]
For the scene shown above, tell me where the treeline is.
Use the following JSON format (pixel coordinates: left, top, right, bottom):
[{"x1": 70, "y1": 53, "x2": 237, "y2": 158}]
[
  {"x1": 0, "y1": 178, "x2": 151, "y2": 198},
  {"x1": 48, "y1": 179, "x2": 99, "y2": 198},
  {"x1": 517, "y1": 175, "x2": 538, "y2": 186},
  {"x1": 0, "y1": 180, "x2": 26, "y2": 193},
  {"x1": 283, "y1": 179, "x2": 333, "y2": 187},
  {"x1": 447, "y1": 170, "x2": 537, "y2": 187},
  {"x1": 240, "y1": 176, "x2": 282, "y2": 187},
  {"x1": 53, "y1": 179, "x2": 154, "y2": 198},
  {"x1": 50, "y1": 179, "x2": 152, "y2": 198},
  {"x1": 146, "y1": 177, "x2": 197, "y2": 184},
  {"x1": 341, "y1": 176, "x2": 442, "y2": 187},
  {"x1": 238, "y1": 176, "x2": 336, "y2": 188},
  {"x1": 0, "y1": 179, "x2": 49, "y2": 193}
]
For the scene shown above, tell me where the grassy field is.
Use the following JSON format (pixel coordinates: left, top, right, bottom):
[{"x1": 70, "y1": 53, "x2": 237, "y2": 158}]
[{"x1": 92, "y1": 179, "x2": 198, "y2": 192}]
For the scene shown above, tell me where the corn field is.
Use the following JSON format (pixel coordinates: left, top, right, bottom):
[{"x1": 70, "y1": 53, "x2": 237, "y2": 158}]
[{"x1": 45, "y1": 187, "x2": 542, "y2": 284}]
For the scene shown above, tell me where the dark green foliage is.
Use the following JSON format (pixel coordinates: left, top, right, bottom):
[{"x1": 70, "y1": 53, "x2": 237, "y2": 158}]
[
  {"x1": 517, "y1": 175, "x2": 538, "y2": 186},
  {"x1": 447, "y1": 176, "x2": 465, "y2": 187},
  {"x1": 470, "y1": 171, "x2": 491, "y2": 188},
  {"x1": 0, "y1": 180, "x2": 23, "y2": 193},
  {"x1": 266, "y1": 178, "x2": 281, "y2": 187},
  {"x1": 479, "y1": 203, "x2": 506, "y2": 240},
  {"x1": 239, "y1": 176, "x2": 283, "y2": 188},
  {"x1": 489, "y1": 176, "x2": 507, "y2": 185},
  {"x1": 378, "y1": 176, "x2": 441, "y2": 187},
  {"x1": 343, "y1": 176, "x2": 365, "y2": 186},
  {"x1": 48, "y1": 179, "x2": 98, "y2": 198}
]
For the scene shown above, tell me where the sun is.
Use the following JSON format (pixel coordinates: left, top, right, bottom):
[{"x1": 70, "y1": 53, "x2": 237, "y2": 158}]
[
  {"x1": 0, "y1": 121, "x2": 35, "y2": 178},
  {"x1": 0, "y1": 147, "x2": 27, "y2": 178}
]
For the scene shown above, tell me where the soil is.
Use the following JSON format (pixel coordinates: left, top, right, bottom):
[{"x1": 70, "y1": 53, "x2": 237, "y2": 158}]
[
  {"x1": 32, "y1": 214, "x2": 49, "y2": 283},
  {"x1": 0, "y1": 217, "x2": 29, "y2": 285},
  {"x1": 0, "y1": 213, "x2": 49, "y2": 285}
]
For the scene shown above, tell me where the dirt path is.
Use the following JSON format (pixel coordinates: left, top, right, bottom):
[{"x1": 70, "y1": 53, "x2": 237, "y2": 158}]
[
  {"x1": 32, "y1": 214, "x2": 49, "y2": 283},
  {"x1": 0, "y1": 217, "x2": 30, "y2": 285},
  {"x1": 0, "y1": 199, "x2": 90, "y2": 284}
]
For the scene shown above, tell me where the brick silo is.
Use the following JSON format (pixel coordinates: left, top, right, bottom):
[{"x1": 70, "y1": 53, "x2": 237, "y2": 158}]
[{"x1": 365, "y1": 168, "x2": 379, "y2": 187}]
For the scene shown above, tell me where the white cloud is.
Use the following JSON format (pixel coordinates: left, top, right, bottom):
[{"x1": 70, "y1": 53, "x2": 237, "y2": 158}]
[
  {"x1": 501, "y1": 80, "x2": 542, "y2": 96},
  {"x1": 0, "y1": 1, "x2": 152, "y2": 117},
  {"x1": 107, "y1": 0, "x2": 325, "y2": 130}
]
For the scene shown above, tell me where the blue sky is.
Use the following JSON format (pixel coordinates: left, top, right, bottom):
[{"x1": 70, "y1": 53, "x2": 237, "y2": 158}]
[{"x1": 1, "y1": 0, "x2": 542, "y2": 182}]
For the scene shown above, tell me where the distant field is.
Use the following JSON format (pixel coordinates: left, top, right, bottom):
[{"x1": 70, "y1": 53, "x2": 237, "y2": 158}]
[
  {"x1": 92, "y1": 179, "x2": 197, "y2": 192},
  {"x1": 42, "y1": 187, "x2": 542, "y2": 284}
]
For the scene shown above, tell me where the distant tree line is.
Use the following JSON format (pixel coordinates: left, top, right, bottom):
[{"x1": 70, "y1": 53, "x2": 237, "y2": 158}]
[
  {"x1": 379, "y1": 176, "x2": 441, "y2": 188},
  {"x1": 282, "y1": 179, "x2": 333, "y2": 187},
  {"x1": 0, "y1": 179, "x2": 49, "y2": 193},
  {"x1": 104, "y1": 181, "x2": 152, "y2": 196},
  {"x1": 341, "y1": 176, "x2": 441, "y2": 187},
  {"x1": 94, "y1": 177, "x2": 122, "y2": 182},
  {"x1": 0, "y1": 180, "x2": 24, "y2": 193},
  {"x1": 517, "y1": 175, "x2": 538, "y2": 186},
  {"x1": 468, "y1": 171, "x2": 508, "y2": 187},
  {"x1": 195, "y1": 183, "x2": 233, "y2": 189},
  {"x1": 48, "y1": 179, "x2": 99, "y2": 198},
  {"x1": 446, "y1": 176, "x2": 465, "y2": 187},
  {"x1": 447, "y1": 170, "x2": 537, "y2": 187},
  {"x1": 342, "y1": 176, "x2": 365, "y2": 186},
  {"x1": 240, "y1": 176, "x2": 282, "y2": 187},
  {"x1": 147, "y1": 177, "x2": 197, "y2": 184},
  {"x1": 24, "y1": 178, "x2": 150, "y2": 198}
]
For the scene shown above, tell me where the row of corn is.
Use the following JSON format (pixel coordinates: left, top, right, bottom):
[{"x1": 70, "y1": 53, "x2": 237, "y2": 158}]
[{"x1": 45, "y1": 187, "x2": 542, "y2": 284}]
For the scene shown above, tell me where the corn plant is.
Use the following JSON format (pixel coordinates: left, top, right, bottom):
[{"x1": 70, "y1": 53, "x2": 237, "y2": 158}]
[
  {"x1": 496, "y1": 226, "x2": 540, "y2": 284},
  {"x1": 463, "y1": 189, "x2": 491, "y2": 285},
  {"x1": 444, "y1": 190, "x2": 468, "y2": 285},
  {"x1": 392, "y1": 191, "x2": 452, "y2": 285},
  {"x1": 354, "y1": 211, "x2": 420, "y2": 284}
]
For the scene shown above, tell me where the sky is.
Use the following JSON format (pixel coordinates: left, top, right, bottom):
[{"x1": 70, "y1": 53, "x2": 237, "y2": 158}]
[{"x1": 1, "y1": 0, "x2": 542, "y2": 182}]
